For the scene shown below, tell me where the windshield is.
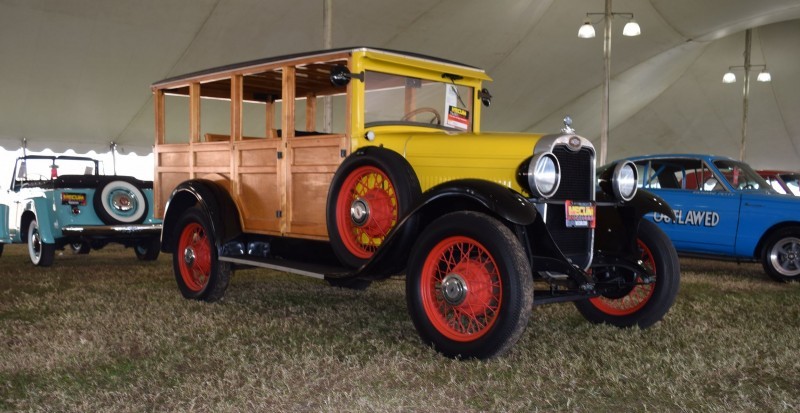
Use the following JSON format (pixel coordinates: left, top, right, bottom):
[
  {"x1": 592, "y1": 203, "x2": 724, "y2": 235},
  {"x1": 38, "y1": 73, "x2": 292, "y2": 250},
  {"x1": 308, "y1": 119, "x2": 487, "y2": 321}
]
[
  {"x1": 13, "y1": 157, "x2": 98, "y2": 185},
  {"x1": 364, "y1": 71, "x2": 474, "y2": 131},
  {"x1": 713, "y1": 160, "x2": 773, "y2": 192}
]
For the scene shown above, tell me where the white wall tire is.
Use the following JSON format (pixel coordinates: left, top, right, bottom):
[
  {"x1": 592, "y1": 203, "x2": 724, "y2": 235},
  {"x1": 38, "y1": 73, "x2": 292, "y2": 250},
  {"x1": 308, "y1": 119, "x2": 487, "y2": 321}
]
[{"x1": 93, "y1": 180, "x2": 148, "y2": 225}]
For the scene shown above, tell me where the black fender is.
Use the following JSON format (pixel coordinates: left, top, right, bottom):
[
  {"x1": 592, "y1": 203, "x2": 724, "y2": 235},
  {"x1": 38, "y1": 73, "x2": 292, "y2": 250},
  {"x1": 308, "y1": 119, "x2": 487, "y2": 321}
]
[
  {"x1": 160, "y1": 179, "x2": 242, "y2": 253},
  {"x1": 594, "y1": 188, "x2": 674, "y2": 256},
  {"x1": 352, "y1": 179, "x2": 537, "y2": 278}
]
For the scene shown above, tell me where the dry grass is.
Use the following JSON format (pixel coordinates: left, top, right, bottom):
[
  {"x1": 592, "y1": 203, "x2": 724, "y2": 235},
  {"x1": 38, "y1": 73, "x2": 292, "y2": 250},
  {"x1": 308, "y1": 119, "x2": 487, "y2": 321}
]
[{"x1": 1, "y1": 244, "x2": 799, "y2": 412}]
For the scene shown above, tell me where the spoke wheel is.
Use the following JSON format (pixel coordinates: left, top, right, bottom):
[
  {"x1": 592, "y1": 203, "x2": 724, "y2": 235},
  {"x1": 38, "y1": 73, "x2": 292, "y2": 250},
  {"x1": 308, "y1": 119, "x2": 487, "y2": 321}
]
[
  {"x1": 589, "y1": 239, "x2": 656, "y2": 316},
  {"x1": 178, "y1": 223, "x2": 210, "y2": 291},
  {"x1": 335, "y1": 166, "x2": 398, "y2": 259},
  {"x1": 407, "y1": 211, "x2": 533, "y2": 359},
  {"x1": 575, "y1": 219, "x2": 680, "y2": 328},
  {"x1": 421, "y1": 236, "x2": 502, "y2": 341},
  {"x1": 172, "y1": 207, "x2": 232, "y2": 301},
  {"x1": 327, "y1": 149, "x2": 421, "y2": 268}
]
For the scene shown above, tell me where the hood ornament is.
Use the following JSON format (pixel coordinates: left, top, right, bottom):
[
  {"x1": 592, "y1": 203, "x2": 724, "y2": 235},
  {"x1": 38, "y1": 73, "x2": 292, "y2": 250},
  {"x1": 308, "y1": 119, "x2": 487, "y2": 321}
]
[{"x1": 561, "y1": 115, "x2": 575, "y2": 134}]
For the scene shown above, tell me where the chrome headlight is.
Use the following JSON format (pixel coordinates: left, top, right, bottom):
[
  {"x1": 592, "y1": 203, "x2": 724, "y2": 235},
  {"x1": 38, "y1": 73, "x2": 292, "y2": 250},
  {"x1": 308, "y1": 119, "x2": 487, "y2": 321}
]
[
  {"x1": 612, "y1": 161, "x2": 638, "y2": 201},
  {"x1": 524, "y1": 152, "x2": 560, "y2": 198}
]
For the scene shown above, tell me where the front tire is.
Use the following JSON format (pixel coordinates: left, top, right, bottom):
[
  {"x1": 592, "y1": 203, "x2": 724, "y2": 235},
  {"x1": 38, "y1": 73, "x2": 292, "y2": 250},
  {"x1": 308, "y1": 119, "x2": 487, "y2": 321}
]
[
  {"x1": 761, "y1": 227, "x2": 800, "y2": 282},
  {"x1": 406, "y1": 211, "x2": 533, "y2": 359},
  {"x1": 70, "y1": 240, "x2": 91, "y2": 255},
  {"x1": 27, "y1": 219, "x2": 55, "y2": 267},
  {"x1": 575, "y1": 219, "x2": 679, "y2": 328},
  {"x1": 172, "y1": 207, "x2": 231, "y2": 301}
]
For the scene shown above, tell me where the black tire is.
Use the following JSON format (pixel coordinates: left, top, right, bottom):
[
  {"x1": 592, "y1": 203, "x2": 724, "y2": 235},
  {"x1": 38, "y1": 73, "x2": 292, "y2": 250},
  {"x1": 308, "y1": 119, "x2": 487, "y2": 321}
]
[
  {"x1": 326, "y1": 149, "x2": 421, "y2": 268},
  {"x1": 761, "y1": 226, "x2": 800, "y2": 282},
  {"x1": 406, "y1": 211, "x2": 534, "y2": 359},
  {"x1": 574, "y1": 220, "x2": 680, "y2": 328},
  {"x1": 27, "y1": 219, "x2": 55, "y2": 267},
  {"x1": 93, "y1": 180, "x2": 148, "y2": 225},
  {"x1": 0, "y1": 243, "x2": 4, "y2": 258},
  {"x1": 326, "y1": 277, "x2": 372, "y2": 290},
  {"x1": 70, "y1": 240, "x2": 91, "y2": 255},
  {"x1": 135, "y1": 237, "x2": 161, "y2": 261},
  {"x1": 172, "y1": 207, "x2": 231, "y2": 302}
]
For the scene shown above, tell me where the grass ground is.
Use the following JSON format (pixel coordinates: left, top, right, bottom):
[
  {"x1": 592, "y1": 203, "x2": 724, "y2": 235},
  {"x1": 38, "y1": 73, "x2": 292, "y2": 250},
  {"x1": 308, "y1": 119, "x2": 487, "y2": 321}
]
[{"x1": 1, "y1": 243, "x2": 799, "y2": 412}]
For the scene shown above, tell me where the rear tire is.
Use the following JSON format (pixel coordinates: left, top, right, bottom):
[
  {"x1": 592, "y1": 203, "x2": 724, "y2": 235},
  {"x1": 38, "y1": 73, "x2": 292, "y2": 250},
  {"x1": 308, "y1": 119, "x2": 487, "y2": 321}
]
[
  {"x1": 135, "y1": 237, "x2": 161, "y2": 261},
  {"x1": 172, "y1": 207, "x2": 231, "y2": 302},
  {"x1": 27, "y1": 219, "x2": 55, "y2": 267},
  {"x1": 406, "y1": 211, "x2": 533, "y2": 359},
  {"x1": 574, "y1": 220, "x2": 679, "y2": 328},
  {"x1": 761, "y1": 227, "x2": 800, "y2": 282},
  {"x1": 70, "y1": 240, "x2": 91, "y2": 255}
]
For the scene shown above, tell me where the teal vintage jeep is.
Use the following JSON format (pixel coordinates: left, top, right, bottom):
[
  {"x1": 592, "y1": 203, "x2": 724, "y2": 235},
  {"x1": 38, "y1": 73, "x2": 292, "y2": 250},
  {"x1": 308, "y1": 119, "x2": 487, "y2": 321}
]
[{"x1": 0, "y1": 155, "x2": 162, "y2": 266}]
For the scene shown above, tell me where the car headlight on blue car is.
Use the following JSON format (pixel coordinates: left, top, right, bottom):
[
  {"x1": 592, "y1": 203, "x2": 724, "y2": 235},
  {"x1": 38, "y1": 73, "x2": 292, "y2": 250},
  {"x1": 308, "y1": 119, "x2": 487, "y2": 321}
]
[{"x1": 517, "y1": 152, "x2": 561, "y2": 198}]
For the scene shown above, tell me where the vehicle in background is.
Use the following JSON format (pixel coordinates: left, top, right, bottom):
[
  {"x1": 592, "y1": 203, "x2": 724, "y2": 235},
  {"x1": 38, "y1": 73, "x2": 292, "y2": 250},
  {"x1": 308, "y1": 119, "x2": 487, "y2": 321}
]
[
  {"x1": 614, "y1": 153, "x2": 800, "y2": 282},
  {"x1": 0, "y1": 155, "x2": 162, "y2": 266},
  {"x1": 757, "y1": 170, "x2": 800, "y2": 196},
  {"x1": 152, "y1": 47, "x2": 680, "y2": 358}
]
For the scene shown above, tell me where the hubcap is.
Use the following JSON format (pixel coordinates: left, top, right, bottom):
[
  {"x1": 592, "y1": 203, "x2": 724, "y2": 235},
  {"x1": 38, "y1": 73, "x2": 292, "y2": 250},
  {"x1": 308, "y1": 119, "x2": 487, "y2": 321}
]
[
  {"x1": 441, "y1": 273, "x2": 468, "y2": 305},
  {"x1": 183, "y1": 246, "x2": 196, "y2": 267},
  {"x1": 112, "y1": 192, "x2": 134, "y2": 212},
  {"x1": 441, "y1": 274, "x2": 468, "y2": 305},
  {"x1": 350, "y1": 198, "x2": 370, "y2": 226}
]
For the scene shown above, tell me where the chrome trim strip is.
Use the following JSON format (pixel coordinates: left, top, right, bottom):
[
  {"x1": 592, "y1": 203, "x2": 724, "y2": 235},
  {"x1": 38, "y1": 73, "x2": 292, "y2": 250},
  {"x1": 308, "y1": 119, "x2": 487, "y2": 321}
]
[
  {"x1": 61, "y1": 224, "x2": 162, "y2": 236},
  {"x1": 218, "y1": 256, "x2": 325, "y2": 279}
]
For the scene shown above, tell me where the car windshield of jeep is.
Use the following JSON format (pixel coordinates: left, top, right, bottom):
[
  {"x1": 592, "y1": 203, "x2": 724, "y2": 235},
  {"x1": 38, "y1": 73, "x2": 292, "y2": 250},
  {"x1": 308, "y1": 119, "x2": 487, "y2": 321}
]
[
  {"x1": 12, "y1": 157, "x2": 98, "y2": 189},
  {"x1": 364, "y1": 71, "x2": 473, "y2": 131}
]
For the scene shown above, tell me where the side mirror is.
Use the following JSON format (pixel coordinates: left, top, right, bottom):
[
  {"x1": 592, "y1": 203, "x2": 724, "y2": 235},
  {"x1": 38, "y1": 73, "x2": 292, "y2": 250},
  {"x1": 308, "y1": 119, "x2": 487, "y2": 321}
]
[
  {"x1": 478, "y1": 88, "x2": 492, "y2": 107},
  {"x1": 330, "y1": 65, "x2": 364, "y2": 87}
]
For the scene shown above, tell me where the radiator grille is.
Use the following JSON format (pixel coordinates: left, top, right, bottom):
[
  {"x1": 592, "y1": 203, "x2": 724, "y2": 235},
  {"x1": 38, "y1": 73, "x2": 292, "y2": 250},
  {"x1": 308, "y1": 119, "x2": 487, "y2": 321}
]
[{"x1": 545, "y1": 145, "x2": 594, "y2": 267}]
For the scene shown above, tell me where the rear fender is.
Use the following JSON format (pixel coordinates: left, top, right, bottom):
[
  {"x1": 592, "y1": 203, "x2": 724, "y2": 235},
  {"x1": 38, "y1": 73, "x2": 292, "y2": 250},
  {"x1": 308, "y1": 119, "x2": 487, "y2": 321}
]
[
  {"x1": 20, "y1": 198, "x2": 58, "y2": 244},
  {"x1": 161, "y1": 179, "x2": 242, "y2": 252}
]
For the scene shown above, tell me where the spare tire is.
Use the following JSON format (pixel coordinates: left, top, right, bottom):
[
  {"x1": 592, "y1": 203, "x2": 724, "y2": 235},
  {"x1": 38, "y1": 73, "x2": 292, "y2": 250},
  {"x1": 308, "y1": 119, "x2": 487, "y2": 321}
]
[{"x1": 93, "y1": 180, "x2": 148, "y2": 225}]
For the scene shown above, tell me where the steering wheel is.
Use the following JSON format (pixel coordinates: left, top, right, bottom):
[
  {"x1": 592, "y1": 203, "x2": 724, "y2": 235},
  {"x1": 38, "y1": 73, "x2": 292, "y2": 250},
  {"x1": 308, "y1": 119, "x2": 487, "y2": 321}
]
[{"x1": 401, "y1": 107, "x2": 442, "y2": 125}]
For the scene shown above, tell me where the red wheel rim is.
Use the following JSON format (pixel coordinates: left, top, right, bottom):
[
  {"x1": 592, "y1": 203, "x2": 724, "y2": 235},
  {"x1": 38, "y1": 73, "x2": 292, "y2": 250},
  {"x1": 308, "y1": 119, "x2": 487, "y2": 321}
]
[
  {"x1": 420, "y1": 236, "x2": 502, "y2": 342},
  {"x1": 590, "y1": 239, "x2": 656, "y2": 316},
  {"x1": 335, "y1": 165, "x2": 399, "y2": 259},
  {"x1": 177, "y1": 222, "x2": 211, "y2": 292}
]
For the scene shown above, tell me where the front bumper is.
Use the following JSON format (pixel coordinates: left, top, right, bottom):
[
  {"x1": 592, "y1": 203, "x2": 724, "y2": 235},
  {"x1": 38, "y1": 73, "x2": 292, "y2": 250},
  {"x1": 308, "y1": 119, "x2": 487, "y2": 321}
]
[{"x1": 60, "y1": 224, "x2": 162, "y2": 238}]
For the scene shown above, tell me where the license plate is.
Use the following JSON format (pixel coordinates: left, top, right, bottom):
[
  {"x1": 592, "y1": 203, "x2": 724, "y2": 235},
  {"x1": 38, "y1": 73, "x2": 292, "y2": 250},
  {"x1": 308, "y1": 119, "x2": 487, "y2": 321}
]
[
  {"x1": 565, "y1": 200, "x2": 595, "y2": 228},
  {"x1": 61, "y1": 192, "x2": 87, "y2": 206}
]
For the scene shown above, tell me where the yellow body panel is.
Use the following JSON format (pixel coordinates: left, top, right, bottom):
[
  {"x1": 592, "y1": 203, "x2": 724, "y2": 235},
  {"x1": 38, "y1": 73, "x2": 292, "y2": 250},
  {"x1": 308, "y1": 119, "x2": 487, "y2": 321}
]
[{"x1": 362, "y1": 127, "x2": 544, "y2": 193}]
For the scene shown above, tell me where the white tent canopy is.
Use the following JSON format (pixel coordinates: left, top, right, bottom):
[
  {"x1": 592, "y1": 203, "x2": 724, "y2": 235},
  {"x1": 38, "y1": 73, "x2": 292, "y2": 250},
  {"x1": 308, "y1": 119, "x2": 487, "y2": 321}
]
[{"x1": 1, "y1": 0, "x2": 799, "y2": 183}]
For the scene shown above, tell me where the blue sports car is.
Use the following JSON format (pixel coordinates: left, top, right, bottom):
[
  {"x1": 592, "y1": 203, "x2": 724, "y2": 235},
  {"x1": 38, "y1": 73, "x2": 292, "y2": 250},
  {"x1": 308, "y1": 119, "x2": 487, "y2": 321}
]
[{"x1": 602, "y1": 154, "x2": 800, "y2": 282}]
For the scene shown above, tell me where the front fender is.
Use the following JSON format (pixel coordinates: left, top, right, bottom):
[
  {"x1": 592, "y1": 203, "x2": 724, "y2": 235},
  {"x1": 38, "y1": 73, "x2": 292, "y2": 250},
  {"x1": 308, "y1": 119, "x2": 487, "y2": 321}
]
[
  {"x1": 161, "y1": 179, "x2": 242, "y2": 252},
  {"x1": 352, "y1": 179, "x2": 537, "y2": 278},
  {"x1": 595, "y1": 188, "x2": 674, "y2": 255}
]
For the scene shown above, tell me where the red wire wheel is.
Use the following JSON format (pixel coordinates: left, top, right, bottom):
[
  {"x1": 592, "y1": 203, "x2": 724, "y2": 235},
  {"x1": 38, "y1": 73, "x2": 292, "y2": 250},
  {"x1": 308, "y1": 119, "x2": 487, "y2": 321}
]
[
  {"x1": 574, "y1": 220, "x2": 679, "y2": 328},
  {"x1": 176, "y1": 222, "x2": 212, "y2": 292},
  {"x1": 590, "y1": 239, "x2": 656, "y2": 316},
  {"x1": 407, "y1": 211, "x2": 533, "y2": 359},
  {"x1": 171, "y1": 207, "x2": 232, "y2": 302},
  {"x1": 419, "y1": 236, "x2": 503, "y2": 342},
  {"x1": 334, "y1": 165, "x2": 399, "y2": 259}
]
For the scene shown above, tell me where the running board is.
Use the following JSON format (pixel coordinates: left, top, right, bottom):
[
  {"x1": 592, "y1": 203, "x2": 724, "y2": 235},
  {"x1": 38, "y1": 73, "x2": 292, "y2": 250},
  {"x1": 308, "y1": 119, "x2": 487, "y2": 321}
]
[{"x1": 218, "y1": 255, "x2": 350, "y2": 280}]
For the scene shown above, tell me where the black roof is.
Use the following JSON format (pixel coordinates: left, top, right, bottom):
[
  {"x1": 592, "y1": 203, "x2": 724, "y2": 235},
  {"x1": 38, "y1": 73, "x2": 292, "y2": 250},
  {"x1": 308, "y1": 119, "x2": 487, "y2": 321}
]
[{"x1": 152, "y1": 47, "x2": 482, "y2": 87}]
